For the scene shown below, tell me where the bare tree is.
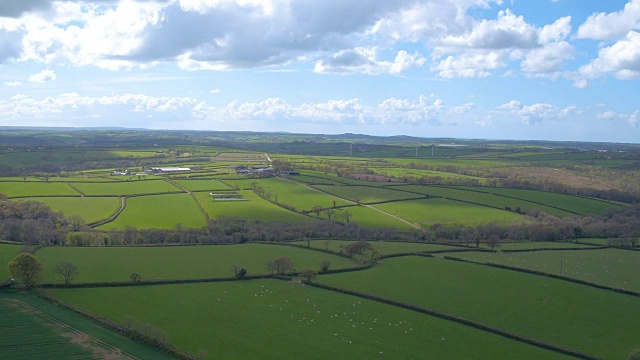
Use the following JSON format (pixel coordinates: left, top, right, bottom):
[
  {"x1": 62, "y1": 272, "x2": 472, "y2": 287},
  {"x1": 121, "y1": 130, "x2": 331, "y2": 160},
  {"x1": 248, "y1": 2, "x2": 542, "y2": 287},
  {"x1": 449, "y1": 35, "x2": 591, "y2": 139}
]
[
  {"x1": 300, "y1": 269, "x2": 318, "y2": 282},
  {"x1": 342, "y1": 210, "x2": 352, "y2": 224},
  {"x1": 271, "y1": 257, "x2": 294, "y2": 275},
  {"x1": 130, "y1": 272, "x2": 143, "y2": 282},
  {"x1": 320, "y1": 260, "x2": 331, "y2": 272},
  {"x1": 325, "y1": 208, "x2": 335, "y2": 220},
  {"x1": 311, "y1": 205, "x2": 323, "y2": 217},
  {"x1": 54, "y1": 261, "x2": 78, "y2": 285},
  {"x1": 485, "y1": 234, "x2": 501, "y2": 251},
  {"x1": 344, "y1": 240, "x2": 374, "y2": 258}
]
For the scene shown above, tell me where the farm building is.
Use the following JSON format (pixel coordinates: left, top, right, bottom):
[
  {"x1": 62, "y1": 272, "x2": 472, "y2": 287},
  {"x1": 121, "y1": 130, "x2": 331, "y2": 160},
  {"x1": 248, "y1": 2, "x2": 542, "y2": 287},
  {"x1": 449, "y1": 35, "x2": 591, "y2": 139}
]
[
  {"x1": 111, "y1": 170, "x2": 130, "y2": 176},
  {"x1": 150, "y1": 167, "x2": 192, "y2": 174}
]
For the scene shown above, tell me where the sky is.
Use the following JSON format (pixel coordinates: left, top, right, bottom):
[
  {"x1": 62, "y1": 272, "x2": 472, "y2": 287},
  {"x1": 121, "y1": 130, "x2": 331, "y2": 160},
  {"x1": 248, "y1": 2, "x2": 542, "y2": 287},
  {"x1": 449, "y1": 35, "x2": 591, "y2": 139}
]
[{"x1": 0, "y1": 0, "x2": 639, "y2": 143}]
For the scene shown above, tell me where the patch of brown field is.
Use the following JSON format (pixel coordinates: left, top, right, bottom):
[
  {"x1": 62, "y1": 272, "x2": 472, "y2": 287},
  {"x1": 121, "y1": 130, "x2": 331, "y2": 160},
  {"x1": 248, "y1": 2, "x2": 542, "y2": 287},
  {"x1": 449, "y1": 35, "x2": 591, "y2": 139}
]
[
  {"x1": 59, "y1": 330, "x2": 134, "y2": 359},
  {"x1": 352, "y1": 173, "x2": 398, "y2": 182},
  {"x1": 502, "y1": 167, "x2": 617, "y2": 191}
]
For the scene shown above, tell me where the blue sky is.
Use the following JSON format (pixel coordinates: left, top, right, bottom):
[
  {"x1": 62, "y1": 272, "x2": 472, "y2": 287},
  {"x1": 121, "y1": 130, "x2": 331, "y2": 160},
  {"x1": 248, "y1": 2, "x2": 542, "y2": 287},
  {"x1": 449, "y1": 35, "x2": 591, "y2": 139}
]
[{"x1": 0, "y1": 0, "x2": 639, "y2": 142}]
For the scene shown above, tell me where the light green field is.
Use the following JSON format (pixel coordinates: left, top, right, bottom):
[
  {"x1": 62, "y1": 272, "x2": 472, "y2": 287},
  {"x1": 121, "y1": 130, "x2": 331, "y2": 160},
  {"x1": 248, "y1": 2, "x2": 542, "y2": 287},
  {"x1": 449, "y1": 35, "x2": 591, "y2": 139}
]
[
  {"x1": 373, "y1": 198, "x2": 521, "y2": 226},
  {"x1": 453, "y1": 248, "x2": 640, "y2": 291},
  {"x1": 284, "y1": 175, "x2": 341, "y2": 185},
  {"x1": 173, "y1": 179, "x2": 231, "y2": 191},
  {"x1": 45, "y1": 176, "x2": 121, "y2": 182},
  {"x1": 320, "y1": 256, "x2": 640, "y2": 359},
  {"x1": 455, "y1": 186, "x2": 622, "y2": 215},
  {"x1": 372, "y1": 167, "x2": 484, "y2": 182},
  {"x1": 393, "y1": 185, "x2": 574, "y2": 217},
  {"x1": 0, "y1": 182, "x2": 80, "y2": 197},
  {"x1": 313, "y1": 185, "x2": 421, "y2": 203},
  {"x1": 1, "y1": 244, "x2": 21, "y2": 280},
  {"x1": 292, "y1": 240, "x2": 462, "y2": 255},
  {"x1": 255, "y1": 178, "x2": 352, "y2": 211},
  {"x1": 194, "y1": 191, "x2": 315, "y2": 224},
  {"x1": 98, "y1": 194, "x2": 206, "y2": 230},
  {"x1": 48, "y1": 280, "x2": 570, "y2": 360},
  {"x1": 71, "y1": 180, "x2": 181, "y2": 196},
  {"x1": 37, "y1": 244, "x2": 357, "y2": 283},
  {"x1": 16, "y1": 197, "x2": 120, "y2": 223},
  {"x1": 332, "y1": 206, "x2": 415, "y2": 231},
  {"x1": 0, "y1": 293, "x2": 175, "y2": 360}
]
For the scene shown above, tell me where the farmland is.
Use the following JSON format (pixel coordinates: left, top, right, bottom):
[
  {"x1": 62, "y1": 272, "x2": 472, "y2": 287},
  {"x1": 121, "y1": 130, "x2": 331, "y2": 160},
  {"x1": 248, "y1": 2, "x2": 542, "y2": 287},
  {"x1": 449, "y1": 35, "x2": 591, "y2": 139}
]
[
  {"x1": 72, "y1": 180, "x2": 182, "y2": 196},
  {"x1": 1, "y1": 244, "x2": 21, "y2": 279},
  {"x1": 48, "y1": 280, "x2": 570, "y2": 360},
  {"x1": 251, "y1": 178, "x2": 352, "y2": 211},
  {"x1": 0, "y1": 182, "x2": 80, "y2": 198},
  {"x1": 291, "y1": 239, "x2": 463, "y2": 254},
  {"x1": 17, "y1": 196, "x2": 121, "y2": 223},
  {"x1": 172, "y1": 179, "x2": 231, "y2": 191},
  {"x1": 313, "y1": 185, "x2": 422, "y2": 203}
]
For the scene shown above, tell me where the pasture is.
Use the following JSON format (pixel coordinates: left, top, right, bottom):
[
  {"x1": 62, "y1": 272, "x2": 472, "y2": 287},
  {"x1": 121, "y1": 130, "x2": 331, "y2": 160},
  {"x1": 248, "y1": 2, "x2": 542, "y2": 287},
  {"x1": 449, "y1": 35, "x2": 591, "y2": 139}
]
[
  {"x1": 194, "y1": 191, "x2": 315, "y2": 224},
  {"x1": 48, "y1": 280, "x2": 570, "y2": 360},
  {"x1": 452, "y1": 248, "x2": 640, "y2": 291},
  {"x1": 331, "y1": 206, "x2": 415, "y2": 231},
  {"x1": 373, "y1": 198, "x2": 521, "y2": 226},
  {"x1": 1, "y1": 244, "x2": 21, "y2": 280},
  {"x1": 319, "y1": 256, "x2": 640, "y2": 359},
  {"x1": 254, "y1": 178, "x2": 352, "y2": 211},
  {"x1": 72, "y1": 180, "x2": 182, "y2": 196},
  {"x1": 0, "y1": 182, "x2": 80, "y2": 198},
  {"x1": 312, "y1": 185, "x2": 421, "y2": 203},
  {"x1": 479, "y1": 241, "x2": 596, "y2": 250},
  {"x1": 98, "y1": 194, "x2": 206, "y2": 230},
  {"x1": 37, "y1": 244, "x2": 357, "y2": 283},
  {"x1": 0, "y1": 292, "x2": 174, "y2": 360},
  {"x1": 291, "y1": 240, "x2": 463, "y2": 255},
  {"x1": 17, "y1": 197, "x2": 120, "y2": 224},
  {"x1": 173, "y1": 179, "x2": 231, "y2": 191}
]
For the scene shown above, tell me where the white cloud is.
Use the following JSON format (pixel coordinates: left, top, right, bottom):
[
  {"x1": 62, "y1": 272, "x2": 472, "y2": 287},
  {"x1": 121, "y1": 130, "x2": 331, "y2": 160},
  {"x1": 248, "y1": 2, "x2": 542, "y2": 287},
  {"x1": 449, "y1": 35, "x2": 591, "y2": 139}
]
[
  {"x1": 498, "y1": 100, "x2": 576, "y2": 125},
  {"x1": 28, "y1": 69, "x2": 56, "y2": 82},
  {"x1": 597, "y1": 110, "x2": 639, "y2": 127},
  {"x1": 209, "y1": 88, "x2": 221, "y2": 94},
  {"x1": 3, "y1": 81, "x2": 21, "y2": 87},
  {"x1": 521, "y1": 41, "x2": 573, "y2": 73},
  {"x1": 576, "y1": 0, "x2": 640, "y2": 40},
  {"x1": 314, "y1": 48, "x2": 426, "y2": 75},
  {"x1": 579, "y1": 31, "x2": 640, "y2": 81}
]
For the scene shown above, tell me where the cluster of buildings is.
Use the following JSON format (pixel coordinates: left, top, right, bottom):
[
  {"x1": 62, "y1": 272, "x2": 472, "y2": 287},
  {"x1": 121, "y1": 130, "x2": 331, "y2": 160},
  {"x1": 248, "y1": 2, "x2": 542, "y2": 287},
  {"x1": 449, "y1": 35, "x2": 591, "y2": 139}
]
[{"x1": 111, "y1": 167, "x2": 192, "y2": 176}]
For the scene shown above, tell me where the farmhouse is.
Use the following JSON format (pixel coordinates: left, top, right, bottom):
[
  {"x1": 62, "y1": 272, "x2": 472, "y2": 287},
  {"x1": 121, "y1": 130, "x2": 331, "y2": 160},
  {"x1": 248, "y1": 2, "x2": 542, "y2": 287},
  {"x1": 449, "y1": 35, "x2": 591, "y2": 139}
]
[
  {"x1": 111, "y1": 170, "x2": 130, "y2": 176},
  {"x1": 150, "y1": 167, "x2": 192, "y2": 175}
]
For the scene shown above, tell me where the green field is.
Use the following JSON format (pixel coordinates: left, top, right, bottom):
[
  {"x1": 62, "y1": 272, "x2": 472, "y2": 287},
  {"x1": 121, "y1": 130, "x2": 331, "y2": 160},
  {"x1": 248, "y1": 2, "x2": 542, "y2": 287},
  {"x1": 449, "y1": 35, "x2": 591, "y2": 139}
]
[
  {"x1": 254, "y1": 178, "x2": 352, "y2": 211},
  {"x1": 173, "y1": 179, "x2": 231, "y2": 191},
  {"x1": 478, "y1": 241, "x2": 597, "y2": 250},
  {"x1": 17, "y1": 197, "x2": 120, "y2": 223},
  {"x1": 330, "y1": 206, "x2": 414, "y2": 230},
  {"x1": 393, "y1": 185, "x2": 574, "y2": 217},
  {"x1": 48, "y1": 280, "x2": 570, "y2": 360},
  {"x1": 373, "y1": 198, "x2": 521, "y2": 226},
  {"x1": 292, "y1": 240, "x2": 462, "y2": 255},
  {"x1": 1, "y1": 244, "x2": 21, "y2": 280},
  {"x1": 37, "y1": 244, "x2": 357, "y2": 283},
  {"x1": 194, "y1": 191, "x2": 315, "y2": 224},
  {"x1": 0, "y1": 182, "x2": 80, "y2": 198},
  {"x1": 98, "y1": 194, "x2": 206, "y2": 230},
  {"x1": 313, "y1": 185, "x2": 421, "y2": 203},
  {"x1": 319, "y1": 256, "x2": 640, "y2": 359},
  {"x1": 452, "y1": 248, "x2": 640, "y2": 291},
  {"x1": 0, "y1": 292, "x2": 175, "y2": 360},
  {"x1": 455, "y1": 186, "x2": 622, "y2": 215},
  {"x1": 72, "y1": 180, "x2": 182, "y2": 196}
]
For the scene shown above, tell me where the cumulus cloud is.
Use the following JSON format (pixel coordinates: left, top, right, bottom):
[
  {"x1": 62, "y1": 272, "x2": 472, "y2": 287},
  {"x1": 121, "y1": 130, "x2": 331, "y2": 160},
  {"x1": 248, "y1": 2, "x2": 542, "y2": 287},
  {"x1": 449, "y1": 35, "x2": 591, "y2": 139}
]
[
  {"x1": 498, "y1": 100, "x2": 576, "y2": 125},
  {"x1": 0, "y1": 0, "x2": 51, "y2": 18},
  {"x1": 579, "y1": 31, "x2": 640, "y2": 81},
  {"x1": 597, "y1": 110, "x2": 639, "y2": 127},
  {"x1": 314, "y1": 48, "x2": 426, "y2": 75},
  {"x1": 3, "y1": 81, "x2": 21, "y2": 87},
  {"x1": 576, "y1": 0, "x2": 640, "y2": 40},
  {"x1": 28, "y1": 69, "x2": 56, "y2": 82}
]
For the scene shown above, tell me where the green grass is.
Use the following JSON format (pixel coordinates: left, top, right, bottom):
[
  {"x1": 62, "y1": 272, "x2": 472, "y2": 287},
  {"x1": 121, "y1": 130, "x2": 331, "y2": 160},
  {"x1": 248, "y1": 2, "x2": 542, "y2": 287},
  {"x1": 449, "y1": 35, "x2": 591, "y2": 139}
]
[
  {"x1": 319, "y1": 256, "x2": 640, "y2": 359},
  {"x1": 194, "y1": 191, "x2": 315, "y2": 224},
  {"x1": 332, "y1": 206, "x2": 415, "y2": 230},
  {"x1": 48, "y1": 280, "x2": 570, "y2": 360},
  {"x1": 1, "y1": 244, "x2": 21, "y2": 280},
  {"x1": 37, "y1": 244, "x2": 358, "y2": 283},
  {"x1": 0, "y1": 292, "x2": 175, "y2": 360},
  {"x1": 255, "y1": 178, "x2": 352, "y2": 211},
  {"x1": 16, "y1": 197, "x2": 120, "y2": 223},
  {"x1": 98, "y1": 193, "x2": 206, "y2": 230},
  {"x1": 72, "y1": 180, "x2": 182, "y2": 196},
  {"x1": 478, "y1": 241, "x2": 596, "y2": 250},
  {"x1": 292, "y1": 240, "x2": 462, "y2": 255},
  {"x1": 0, "y1": 182, "x2": 80, "y2": 197},
  {"x1": 455, "y1": 186, "x2": 622, "y2": 215},
  {"x1": 452, "y1": 248, "x2": 640, "y2": 292},
  {"x1": 393, "y1": 185, "x2": 574, "y2": 217},
  {"x1": 313, "y1": 185, "x2": 421, "y2": 203},
  {"x1": 173, "y1": 179, "x2": 231, "y2": 191},
  {"x1": 373, "y1": 198, "x2": 521, "y2": 226}
]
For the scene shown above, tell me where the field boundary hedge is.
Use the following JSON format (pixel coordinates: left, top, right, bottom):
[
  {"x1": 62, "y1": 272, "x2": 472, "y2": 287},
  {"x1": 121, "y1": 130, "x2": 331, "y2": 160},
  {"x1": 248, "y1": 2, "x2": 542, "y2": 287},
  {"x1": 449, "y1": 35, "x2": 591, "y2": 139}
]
[
  {"x1": 441, "y1": 256, "x2": 640, "y2": 298},
  {"x1": 165, "y1": 178, "x2": 211, "y2": 221},
  {"x1": 88, "y1": 197, "x2": 126, "y2": 228},
  {"x1": 39, "y1": 274, "x2": 278, "y2": 289},
  {"x1": 66, "y1": 182, "x2": 87, "y2": 196},
  {"x1": 306, "y1": 281, "x2": 599, "y2": 360},
  {"x1": 500, "y1": 246, "x2": 607, "y2": 253}
]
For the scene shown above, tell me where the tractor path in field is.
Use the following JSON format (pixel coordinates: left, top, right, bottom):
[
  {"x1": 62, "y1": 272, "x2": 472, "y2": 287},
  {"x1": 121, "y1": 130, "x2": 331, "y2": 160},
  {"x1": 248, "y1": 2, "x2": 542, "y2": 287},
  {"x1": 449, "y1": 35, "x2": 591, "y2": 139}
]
[
  {"x1": 88, "y1": 197, "x2": 126, "y2": 228},
  {"x1": 3, "y1": 298, "x2": 139, "y2": 360},
  {"x1": 277, "y1": 177, "x2": 421, "y2": 230},
  {"x1": 163, "y1": 178, "x2": 210, "y2": 221}
]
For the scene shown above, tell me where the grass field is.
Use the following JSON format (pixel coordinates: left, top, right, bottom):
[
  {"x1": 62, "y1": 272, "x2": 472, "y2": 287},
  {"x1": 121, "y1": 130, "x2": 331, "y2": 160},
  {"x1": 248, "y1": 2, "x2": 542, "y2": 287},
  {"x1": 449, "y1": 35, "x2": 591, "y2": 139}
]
[
  {"x1": 48, "y1": 280, "x2": 571, "y2": 360},
  {"x1": 373, "y1": 198, "x2": 521, "y2": 226},
  {"x1": 0, "y1": 182, "x2": 80, "y2": 198},
  {"x1": 17, "y1": 197, "x2": 120, "y2": 223},
  {"x1": 319, "y1": 256, "x2": 640, "y2": 359},
  {"x1": 0, "y1": 292, "x2": 175, "y2": 360},
  {"x1": 72, "y1": 180, "x2": 182, "y2": 196},
  {"x1": 312, "y1": 185, "x2": 421, "y2": 203},
  {"x1": 255, "y1": 178, "x2": 352, "y2": 211},
  {"x1": 98, "y1": 194, "x2": 206, "y2": 230},
  {"x1": 478, "y1": 241, "x2": 597, "y2": 250},
  {"x1": 1, "y1": 244, "x2": 21, "y2": 280},
  {"x1": 455, "y1": 186, "x2": 622, "y2": 215},
  {"x1": 452, "y1": 248, "x2": 640, "y2": 291},
  {"x1": 37, "y1": 244, "x2": 357, "y2": 283},
  {"x1": 173, "y1": 179, "x2": 231, "y2": 191},
  {"x1": 194, "y1": 191, "x2": 315, "y2": 224},
  {"x1": 332, "y1": 206, "x2": 415, "y2": 230},
  {"x1": 291, "y1": 240, "x2": 463, "y2": 254},
  {"x1": 393, "y1": 185, "x2": 574, "y2": 217}
]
